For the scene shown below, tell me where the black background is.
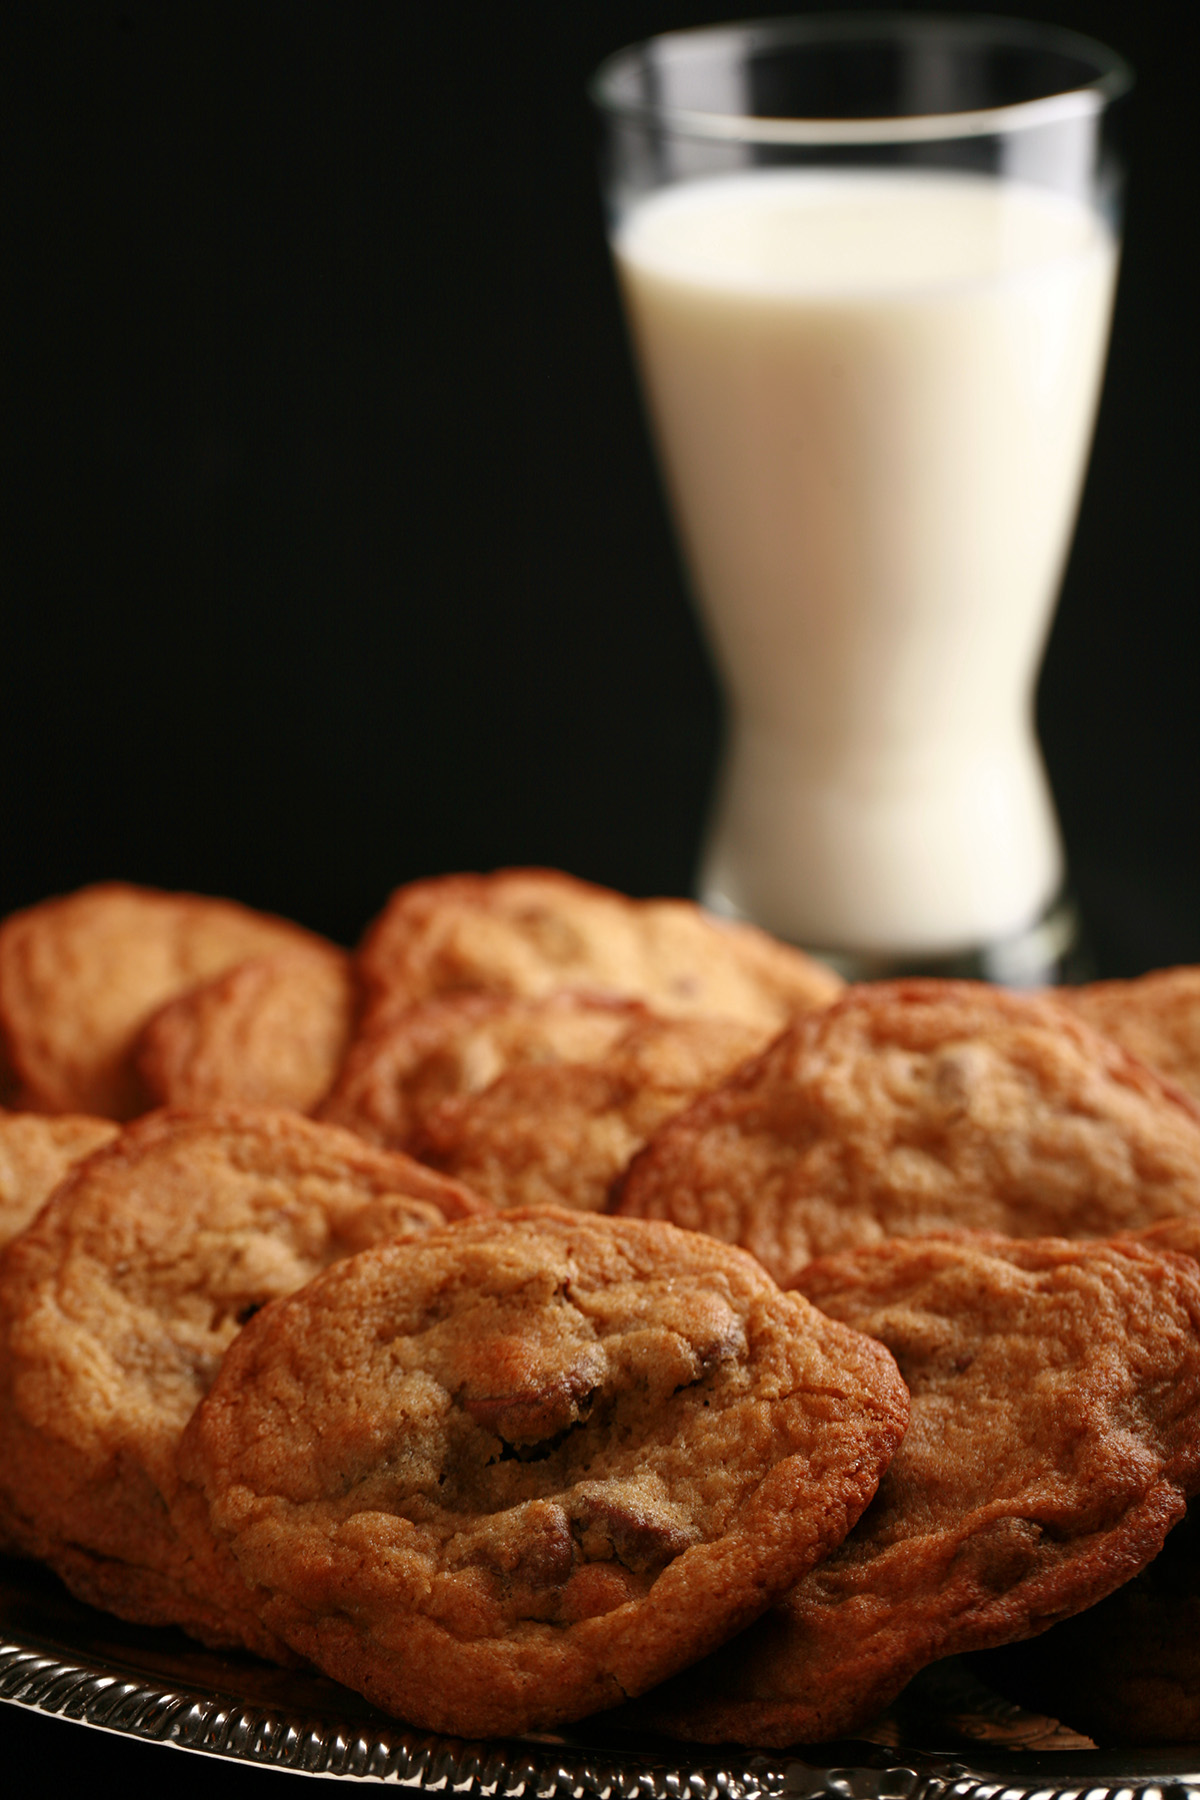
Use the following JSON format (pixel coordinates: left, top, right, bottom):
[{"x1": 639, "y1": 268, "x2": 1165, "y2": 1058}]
[
  {"x1": 3, "y1": 0, "x2": 1198, "y2": 980},
  {"x1": 1, "y1": 0, "x2": 1199, "y2": 1782}
]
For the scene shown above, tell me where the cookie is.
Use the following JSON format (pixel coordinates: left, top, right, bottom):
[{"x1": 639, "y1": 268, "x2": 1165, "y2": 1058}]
[
  {"x1": 975, "y1": 1217, "x2": 1200, "y2": 1741},
  {"x1": 176, "y1": 1207, "x2": 909, "y2": 1737},
  {"x1": 0, "y1": 1106, "x2": 486, "y2": 1652},
  {"x1": 614, "y1": 979, "x2": 1200, "y2": 1286},
  {"x1": 630, "y1": 1232, "x2": 1200, "y2": 1745},
  {"x1": 974, "y1": 1499, "x2": 1200, "y2": 1746},
  {"x1": 356, "y1": 868, "x2": 842, "y2": 1033},
  {"x1": 0, "y1": 882, "x2": 340, "y2": 1118},
  {"x1": 1130, "y1": 1214, "x2": 1200, "y2": 1265},
  {"x1": 987, "y1": 1192, "x2": 1200, "y2": 1746},
  {"x1": 0, "y1": 1108, "x2": 122, "y2": 1556},
  {"x1": 0, "y1": 1111, "x2": 118, "y2": 1250},
  {"x1": 135, "y1": 948, "x2": 356, "y2": 1114},
  {"x1": 322, "y1": 991, "x2": 766, "y2": 1211},
  {"x1": 1056, "y1": 967, "x2": 1200, "y2": 1106}
]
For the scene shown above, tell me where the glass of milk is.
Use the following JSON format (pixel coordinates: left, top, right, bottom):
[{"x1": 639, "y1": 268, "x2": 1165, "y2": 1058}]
[{"x1": 592, "y1": 15, "x2": 1131, "y2": 983}]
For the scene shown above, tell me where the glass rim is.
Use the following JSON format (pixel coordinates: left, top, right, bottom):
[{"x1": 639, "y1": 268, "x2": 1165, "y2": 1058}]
[{"x1": 589, "y1": 11, "x2": 1134, "y2": 147}]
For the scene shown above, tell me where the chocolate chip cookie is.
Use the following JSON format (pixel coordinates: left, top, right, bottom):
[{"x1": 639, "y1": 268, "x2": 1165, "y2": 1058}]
[
  {"x1": 356, "y1": 868, "x2": 842, "y2": 1034},
  {"x1": 0, "y1": 1105, "x2": 486, "y2": 1652},
  {"x1": 975, "y1": 1497, "x2": 1200, "y2": 1745},
  {"x1": 615, "y1": 979, "x2": 1200, "y2": 1285},
  {"x1": 630, "y1": 1232, "x2": 1200, "y2": 1744},
  {"x1": 322, "y1": 991, "x2": 766, "y2": 1211},
  {"x1": 136, "y1": 948, "x2": 356, "y2": 1114},
  {"x1": 0, "y1": 1110, "x2": 118, "y2": 1250},
  {"x1": 176, "y1": 1207, "x2": 909, "y2": 1736},
  {"x1": 1056, "y1": 966, "x2": 1200, "y2": 1107},
  {"x1": 0, "y1": 883, "x2": 340, "y2": 1118}
]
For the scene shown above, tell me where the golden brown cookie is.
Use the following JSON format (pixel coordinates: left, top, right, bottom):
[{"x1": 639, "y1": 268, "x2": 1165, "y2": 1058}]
[
  {"x1": 0, "y1": 1111, "x2": 118, "y2": 1250},
  {"x1": 975, "y1": 1499, "x2": 1200, "y2": 1746},
  {"x1": 1056, "y1": 967, "x2": 1200, "y2": 1106},
  {"x1": 0, "y1": 1106, "x2": 486, "y2": 1652},
  {"x1": 321, "y1": 991, "x2": 766, "y2": 1211},
  {"x1": 629, "y1": 1232, "x2": 1200, "y2": 1745},
  {"x1": 0, "y1": 882, "x2": 339, "y2": 1118},
  {"x1": 0, "y1": 1109, "x2": 122, "y2": 1557},
  {"x1": 1130, "y1": 1214, "x2": 1200, "y2": 1265},
  {"x1": 176, "y1": 1207, "x2": 909, "y2": 1737},
  {"x1": 135, "y1": 948, "x2": 356, "y2": 1114},
  {"x1": 614, "y1": 979, "x2": 1200, "y2": 1286},
  {"x1": 356, "y1": 868, "x2": 841, "y2": 1033}
]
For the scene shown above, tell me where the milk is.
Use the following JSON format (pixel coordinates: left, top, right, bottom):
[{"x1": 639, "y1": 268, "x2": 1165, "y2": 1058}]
[{"x1": 613, "y1": 170, "x2": 1118, "y2": 957}]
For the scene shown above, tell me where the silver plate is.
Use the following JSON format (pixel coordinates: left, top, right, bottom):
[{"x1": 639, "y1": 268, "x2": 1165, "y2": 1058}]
[{"x1": 3, "y1": 1555, "x2": 1200, "y2": 1797}]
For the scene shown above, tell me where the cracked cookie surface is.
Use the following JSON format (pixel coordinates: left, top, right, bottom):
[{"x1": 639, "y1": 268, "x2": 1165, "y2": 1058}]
[
  {"x1": 176, "y1": 1207, "x2": 909, "y2": 1736},
  {"x1": 355, "y1": 868, "x2": 842, "y2": 1034},
  {"x1": 0, "y1": 1105, "x2": 486, "y2": 1653},
  {"x1": 614, "y1": 979, "x2": 1200, "y2": 1285},
  {"x1": 321, "y1": 991, "x2": 766, "y2": 1211},
  {"x1": 629, "y1": 1232, "x2": 1200, "y2": 1745}
]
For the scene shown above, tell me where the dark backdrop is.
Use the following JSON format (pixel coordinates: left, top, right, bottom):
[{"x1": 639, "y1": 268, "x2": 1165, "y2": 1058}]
[{"x1": 4, "y1": 0, "x2": 1198, "y2": 973}]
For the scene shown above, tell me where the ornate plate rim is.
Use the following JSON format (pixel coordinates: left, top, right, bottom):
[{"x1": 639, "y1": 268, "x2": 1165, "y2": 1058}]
[{"x1": 5, "y1": 1556, "x2": 1200, "y2": 1798}]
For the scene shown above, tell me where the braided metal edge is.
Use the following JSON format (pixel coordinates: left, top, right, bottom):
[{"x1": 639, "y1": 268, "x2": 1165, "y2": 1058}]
[
  {"x1": 932, "y1": 1781, "x2": 1200, "y2": 1800},
  {"x1": 0, "y1": 1636, "x2": 800, "y2": 1793},
  {"x1": 6, "y1": 1635, "x2": 1200, "y2": 1800}
]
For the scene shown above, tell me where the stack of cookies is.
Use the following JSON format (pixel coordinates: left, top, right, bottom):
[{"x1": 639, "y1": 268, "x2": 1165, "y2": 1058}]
[{"x1": 2, "y1": 870, "x2": 1200, "y2": 1744}]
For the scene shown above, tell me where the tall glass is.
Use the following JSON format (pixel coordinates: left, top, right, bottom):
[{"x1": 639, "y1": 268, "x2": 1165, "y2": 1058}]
[{"x1": 592, "y1": 16, "x2": 1130, "y2": 983}]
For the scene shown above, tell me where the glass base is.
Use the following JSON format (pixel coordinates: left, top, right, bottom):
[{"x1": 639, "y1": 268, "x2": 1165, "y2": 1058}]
[{"x1": 702, "y1": 888, "x2": 1092, "y2": 989}]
